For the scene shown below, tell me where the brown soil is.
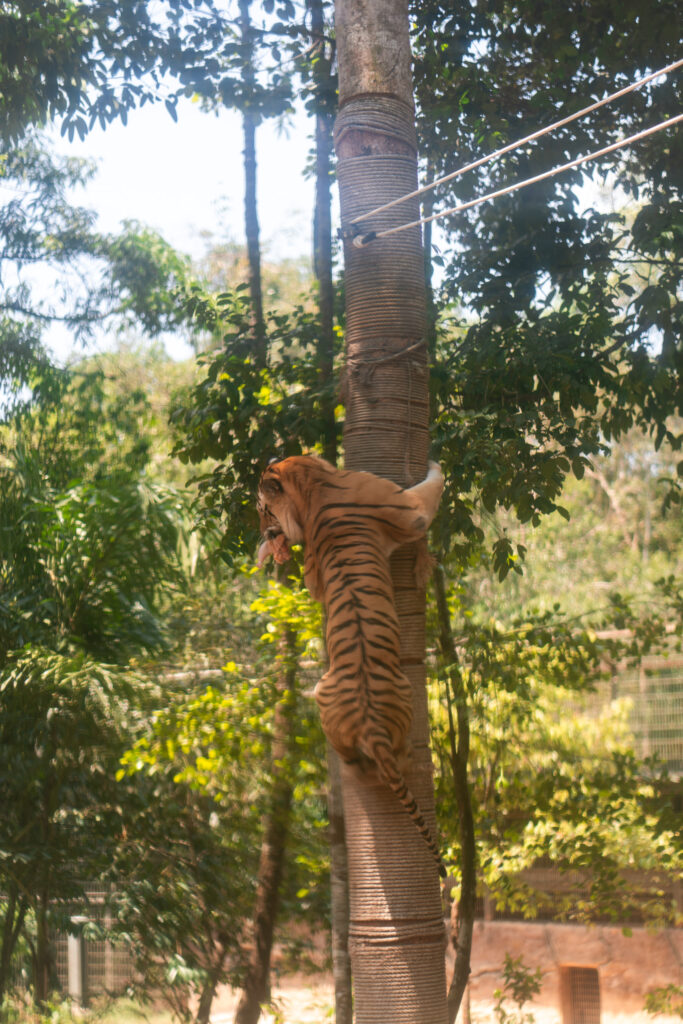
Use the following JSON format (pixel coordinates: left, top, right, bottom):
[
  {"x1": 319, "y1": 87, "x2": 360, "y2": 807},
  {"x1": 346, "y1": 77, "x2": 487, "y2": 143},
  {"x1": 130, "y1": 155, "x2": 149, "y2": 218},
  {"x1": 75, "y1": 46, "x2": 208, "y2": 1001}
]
[
  {"x1": 207, "y1": 976, "x2": 679, "y2": 1024},
  {"x1": 209, "y1": 972, "x2": 335, "y2": 1023}
]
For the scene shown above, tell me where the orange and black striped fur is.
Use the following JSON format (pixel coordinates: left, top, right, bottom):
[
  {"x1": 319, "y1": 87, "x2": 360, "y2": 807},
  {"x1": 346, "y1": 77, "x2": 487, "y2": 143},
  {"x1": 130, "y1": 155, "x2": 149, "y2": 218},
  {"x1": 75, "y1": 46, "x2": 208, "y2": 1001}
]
[{"x1": 257, "y1": 455, "x2": 445, "y2": 877}]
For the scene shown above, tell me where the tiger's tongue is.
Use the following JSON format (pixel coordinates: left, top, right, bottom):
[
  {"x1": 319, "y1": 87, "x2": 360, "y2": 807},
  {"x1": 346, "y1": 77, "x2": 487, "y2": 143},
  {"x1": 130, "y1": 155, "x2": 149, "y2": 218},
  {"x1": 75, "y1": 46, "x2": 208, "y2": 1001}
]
[{"x1": 257, "y1": 533, "x2": 291, "y2": 567}]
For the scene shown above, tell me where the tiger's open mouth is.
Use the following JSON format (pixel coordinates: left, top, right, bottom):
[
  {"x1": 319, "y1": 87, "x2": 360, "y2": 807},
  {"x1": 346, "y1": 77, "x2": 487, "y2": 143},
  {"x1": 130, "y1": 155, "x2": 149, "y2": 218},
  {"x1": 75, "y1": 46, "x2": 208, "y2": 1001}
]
[{"x1": 257, "y1": 526, "x2": 292, "y2": 567}]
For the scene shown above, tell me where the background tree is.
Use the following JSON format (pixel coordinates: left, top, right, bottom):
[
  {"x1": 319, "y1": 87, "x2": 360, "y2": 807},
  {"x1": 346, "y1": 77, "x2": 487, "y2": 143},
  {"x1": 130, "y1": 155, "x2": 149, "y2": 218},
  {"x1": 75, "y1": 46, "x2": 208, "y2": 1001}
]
[
  {"x1": 115, "y1": 583, "x2": 327, "y2": 1024},
  {"x1": 0, "y1": 132, "x2": 195, "y2": 417},
  {"x1": 0, "y1": 364, "x2": 185, "y2": 663},
  {"x1": 411, "y1": 0, "x2": 681, "y2": 560},
  {"x1": 0, "y1": 341, "x2": 334, "y2": 1016},
  {"x1": 5, "y1": 2, "x2": 334, "y2": 1018},
  {"x1": 0, "y1": 0, "x2": 229, "y2": 143},
  {"x1": 305, "y1": 0, "x2": 338, "y2": 466},
  {"x1": 172, "y1": 267, "x2": 341, "y2": 1024},
  {"x1": 406, "y1": 9, "x2": 682, "y2": 1014},
  {"x1": 0, "y1": 356, "x2": 130, "y2": 1007},
  {"x1": 0, "y1": 362, "x2": 186, "y2": 1003},
  {"x1": 0, "y1": 650, "x2": 153, "y2": 1004},
  {"x1": 159, "y1": 9, "x2": 340, "y2": 1008},
  {"x1": 431, "y1": 587, "x2": 682, "y2": 918}
]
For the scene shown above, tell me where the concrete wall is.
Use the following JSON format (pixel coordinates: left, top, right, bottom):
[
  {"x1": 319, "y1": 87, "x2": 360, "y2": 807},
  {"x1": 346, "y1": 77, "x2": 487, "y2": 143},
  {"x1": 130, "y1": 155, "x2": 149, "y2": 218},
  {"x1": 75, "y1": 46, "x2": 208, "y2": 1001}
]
[{"x1": 446, "y1": 921, "x2": 682, "y2": 1018}]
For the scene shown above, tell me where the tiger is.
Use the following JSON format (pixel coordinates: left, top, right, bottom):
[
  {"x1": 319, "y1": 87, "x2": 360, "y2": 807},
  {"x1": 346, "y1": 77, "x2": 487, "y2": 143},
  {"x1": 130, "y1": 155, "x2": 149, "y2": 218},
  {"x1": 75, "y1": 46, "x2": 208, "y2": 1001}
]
[{"x1": 256, "y1": 454, "x2": 446, "y2": 877}]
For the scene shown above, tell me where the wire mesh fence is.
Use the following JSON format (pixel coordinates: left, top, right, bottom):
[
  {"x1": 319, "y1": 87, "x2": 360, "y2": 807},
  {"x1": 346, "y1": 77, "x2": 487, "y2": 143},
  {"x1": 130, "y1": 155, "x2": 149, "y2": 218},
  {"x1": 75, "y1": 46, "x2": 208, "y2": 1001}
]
[
  {"x1": 566, "y1": 654, "x2": 683, "y2": 775},
  {"x1": 56, "y1": 888, "x2": 135, "y2": 1001},
  {"x1": 7, "y1": 887, "x2": 135, "y2": 1004},
  {"x1": 619, "y1": 658, "x2": 683, "y2": 773}
]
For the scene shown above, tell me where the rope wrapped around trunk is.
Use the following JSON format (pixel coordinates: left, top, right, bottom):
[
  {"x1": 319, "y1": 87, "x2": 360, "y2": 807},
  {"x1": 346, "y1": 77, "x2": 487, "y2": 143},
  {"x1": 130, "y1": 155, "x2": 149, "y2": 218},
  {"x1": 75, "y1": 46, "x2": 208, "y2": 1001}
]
[
  {"x1": 336, "y1": 95, "x2": 428, "y2": 485},
  {"x1": 334, "y1": 92, "x2": 448, "y2": 1024}
]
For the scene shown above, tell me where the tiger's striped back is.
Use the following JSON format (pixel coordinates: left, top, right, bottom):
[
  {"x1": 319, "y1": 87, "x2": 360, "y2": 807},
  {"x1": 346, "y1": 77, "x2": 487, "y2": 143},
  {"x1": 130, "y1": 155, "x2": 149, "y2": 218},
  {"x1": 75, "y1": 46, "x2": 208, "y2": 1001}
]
[{"x1": 257, "y1": 455, "x2": 445, "y2": 877}]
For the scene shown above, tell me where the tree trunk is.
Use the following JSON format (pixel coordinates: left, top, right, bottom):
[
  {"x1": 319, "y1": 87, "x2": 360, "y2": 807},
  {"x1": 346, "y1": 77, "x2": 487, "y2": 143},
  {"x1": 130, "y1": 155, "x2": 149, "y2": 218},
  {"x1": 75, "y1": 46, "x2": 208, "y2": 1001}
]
[
  {"x1": 33, "y1": 887, "x2": 51, "y2": 1005},
  {"x1": 424, "y1": 202, "x2": 476, "y2": 1023},
  {"x1": 307, "y1": 3, "x2": 351, "y2": 1019},
  {"x1": 232, "y1": 37, "x2": 296, "y2": 1017},
  {"x1": 233, "y1": 627, "x2": 297, "y2": 1024},
  {"x1": 196, "y1": 969, "x2": 220, "y2": 1024},
  {"x1": 422, "y1": 162, "x2": 439, "y2": 358},
  {"x1": 434, "y1": 566, "x2": 476, "y2": 1024},
  {"x1": 309, "y1": 0, "x2": 337, "y2": 466},
  {"x1": 326, "y1": 744, "x2": 352, "y2": 1024},
  {"x1": 239, "y1": 0, "x2": 266, "y2": 365},
  {"x1": 0, "y1": 886, "x2": 28, "y2": 1000},
  {"x1": 333, "y1": 2, "x2": 448, "y2": 1021}
]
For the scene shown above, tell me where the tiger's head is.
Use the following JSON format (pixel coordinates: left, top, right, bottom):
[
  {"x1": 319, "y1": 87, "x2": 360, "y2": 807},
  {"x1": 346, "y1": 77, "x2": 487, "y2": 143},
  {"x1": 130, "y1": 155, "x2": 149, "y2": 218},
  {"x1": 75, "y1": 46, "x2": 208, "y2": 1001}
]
[{"x1": 256, "y1": 457, "x2": 306, "y2": 567}]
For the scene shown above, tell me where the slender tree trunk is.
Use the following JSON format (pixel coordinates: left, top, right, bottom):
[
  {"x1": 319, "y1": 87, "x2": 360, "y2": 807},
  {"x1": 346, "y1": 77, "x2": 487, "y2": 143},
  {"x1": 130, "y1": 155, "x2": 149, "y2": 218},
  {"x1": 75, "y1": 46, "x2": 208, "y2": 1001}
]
[
  {"x1": 424, "y1": 179, "x2": 476, "y2": 1023},
  {"x1": 196, "y1": 968, "x2": 221, "y2": 1024},
  {"x1": 433, "y1": 566, "x2": 476, "y2": 1024},
  {"x1": 34, "y1": 781, "x2": 54, "y2": 1006},
  {"x1": 326, "y1": 744, "x2": 352, "y2": 1024},
  {"x1": 422, "y1": 162, "x2": 438, "y2": 359},
  {"x1": 307, "y1": 3, "x2": 351, "y2": 1019},
  {"x1": 233, "y1": 626, "x2": 297, "y2": 1024},
  {"x1": 309, "y1": 0, "x2": 337, "y2": 466},
  {"x1": 463, "y1": 981, "x2": 472, "y2": 1024},
  {"x1": 232, "y1": 39, "x2": 296, "y2": 1013},
  {"x1": 334, "y1": 2, "x2": 448, "y2": 1021},
  {"x1": 33, "y1": 887, "x2": 50, "y2": 1005},
  {"x1": 239, "y1": 0, "x2": 266, "y2": 365},
  {"x1": 0, "y1": 887, "x2": 28, "y2": 1000}
]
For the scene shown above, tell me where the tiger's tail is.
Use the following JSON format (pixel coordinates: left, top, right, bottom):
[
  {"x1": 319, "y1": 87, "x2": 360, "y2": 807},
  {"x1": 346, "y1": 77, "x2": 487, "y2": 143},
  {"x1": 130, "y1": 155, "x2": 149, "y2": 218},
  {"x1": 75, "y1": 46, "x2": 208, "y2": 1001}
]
[{"x1": 370, "y1": 739, "x2": 446, "y2": 879}]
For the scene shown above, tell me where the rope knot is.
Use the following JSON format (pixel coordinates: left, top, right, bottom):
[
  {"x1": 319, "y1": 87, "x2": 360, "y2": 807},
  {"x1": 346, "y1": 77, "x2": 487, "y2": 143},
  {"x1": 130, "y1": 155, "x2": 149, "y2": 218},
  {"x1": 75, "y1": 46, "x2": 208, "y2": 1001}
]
[{"x1": 340, "y1": 340, "x2": 427, "y2": 404}]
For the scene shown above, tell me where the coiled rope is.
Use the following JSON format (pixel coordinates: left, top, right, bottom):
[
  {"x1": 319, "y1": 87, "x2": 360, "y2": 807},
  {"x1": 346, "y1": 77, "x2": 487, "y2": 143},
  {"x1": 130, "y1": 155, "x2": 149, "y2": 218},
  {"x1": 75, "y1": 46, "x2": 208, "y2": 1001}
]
[{"x1": 343, "y1": 58, "x2": 683, "y2": 248}]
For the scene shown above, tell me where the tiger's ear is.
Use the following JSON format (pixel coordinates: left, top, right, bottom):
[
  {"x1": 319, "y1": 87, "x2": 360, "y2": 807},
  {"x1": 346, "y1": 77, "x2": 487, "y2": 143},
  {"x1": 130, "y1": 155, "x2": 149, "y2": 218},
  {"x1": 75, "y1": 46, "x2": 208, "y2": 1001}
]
[{"x1": 267, "y1": 456, "x2": 279, "y2": 466}]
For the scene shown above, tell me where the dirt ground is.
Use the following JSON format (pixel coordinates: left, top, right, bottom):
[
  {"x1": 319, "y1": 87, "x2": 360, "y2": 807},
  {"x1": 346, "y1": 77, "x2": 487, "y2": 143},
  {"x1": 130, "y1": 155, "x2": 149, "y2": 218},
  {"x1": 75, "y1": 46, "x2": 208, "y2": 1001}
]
[
  {"x1": 208, "y1": 973, "x2": 680, "y2": 1024},
  {"x1": 209, "y1": 972, "x2": 335, "y2": 1023}
]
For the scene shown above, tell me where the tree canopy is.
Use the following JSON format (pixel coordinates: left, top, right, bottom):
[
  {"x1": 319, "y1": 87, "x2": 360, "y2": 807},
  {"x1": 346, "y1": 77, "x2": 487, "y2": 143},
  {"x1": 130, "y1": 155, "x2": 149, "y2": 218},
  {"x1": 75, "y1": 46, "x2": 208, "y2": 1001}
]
[
  {"x1": 0, "y1": 0, "x2": 229, "y2": 142},
  {"x1": 411, "y1": 0, "x2": 681, "y2": 564}
]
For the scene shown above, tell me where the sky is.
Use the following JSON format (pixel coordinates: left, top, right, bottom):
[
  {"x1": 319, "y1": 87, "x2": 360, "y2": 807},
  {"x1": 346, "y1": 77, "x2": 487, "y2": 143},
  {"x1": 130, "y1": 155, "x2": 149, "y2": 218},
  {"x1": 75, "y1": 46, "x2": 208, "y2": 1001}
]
[{"x1": 46, "y1": 96, "x2": 316, "y2": 362}]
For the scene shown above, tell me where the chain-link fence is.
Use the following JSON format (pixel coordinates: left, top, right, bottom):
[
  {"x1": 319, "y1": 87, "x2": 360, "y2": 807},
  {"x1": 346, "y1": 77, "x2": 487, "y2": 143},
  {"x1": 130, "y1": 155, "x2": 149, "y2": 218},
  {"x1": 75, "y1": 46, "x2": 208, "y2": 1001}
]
[
  {"x1": 582, "y1": 655, "x2": 683, "y2": 775},
  {"x1": 6, "y1": 887, "x2": 135, "y2": 1006}
]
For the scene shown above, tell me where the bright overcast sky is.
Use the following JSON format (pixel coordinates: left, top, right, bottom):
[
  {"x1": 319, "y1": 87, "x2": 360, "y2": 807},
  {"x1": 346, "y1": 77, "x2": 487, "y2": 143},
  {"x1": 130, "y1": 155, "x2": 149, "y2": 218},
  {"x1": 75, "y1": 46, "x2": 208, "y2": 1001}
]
[{"x1": 46, "y1": 96, "x2": 315, "y2": 362}]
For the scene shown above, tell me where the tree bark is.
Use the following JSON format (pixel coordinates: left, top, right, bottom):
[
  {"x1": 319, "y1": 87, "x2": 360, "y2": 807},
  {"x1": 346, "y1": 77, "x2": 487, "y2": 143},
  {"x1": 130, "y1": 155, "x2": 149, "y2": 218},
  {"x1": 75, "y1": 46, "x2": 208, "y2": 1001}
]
[
  {"x1": 239, "y1": 0, "x2": 266, "y2": 365},
  {"x1": 233, "y1": 627, "x2": 297, "y2": 1024},
  {"x1": 233, "y1": 63, "x2": 296, "y2": 1009},
  {"x1": 326, "y1": 744, "x2": 352, "y2": 1024},
  {"x1": 307, "y1": 3, "x2": 351, "y2": 1019},
  {"x1": 309, "y1": 0, "x2": 337, "y2": 466},
  {"x1": 0, "y1": 886, "x2": 28, "y2": 1000},
  {"x1": 433, "y1": 566, "x2": 476, "y2": 1024},
  {"x1": 333, "y1": 1, "x2": 448, "y2": 1021},
  {"x1": 196, "y1": 969, "x2": 221, "y2": 1024},
  {"x1": 424, "y1": 190, "x2": 476, "y2": 1023},
  {"x1": 33, "y1": 885, "x2": 51, "y2": 1005}
]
